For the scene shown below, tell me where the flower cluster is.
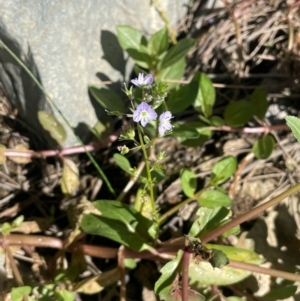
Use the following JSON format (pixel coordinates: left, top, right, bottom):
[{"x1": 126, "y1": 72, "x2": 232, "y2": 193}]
[{"x1": 131, "y1": 73, "x2": 173, "y2": 136}]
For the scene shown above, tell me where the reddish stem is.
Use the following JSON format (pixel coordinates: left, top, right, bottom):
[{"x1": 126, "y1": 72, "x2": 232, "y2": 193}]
[
  {"x1": 201, "y1": 182, "x2": 300, "y2": 244},
  {"x1": 3, "y1": 132, "x2": 119, "y2": 158},
  {"x1": 228, "y1": 260, "x2": 300, "y2": 282},
  {"x1": 2, "y1": 233, "x2": 300, "y2": 283}
]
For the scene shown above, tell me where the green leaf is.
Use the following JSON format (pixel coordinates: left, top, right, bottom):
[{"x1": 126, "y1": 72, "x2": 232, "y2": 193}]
[
  {"x1": 221, "y1": 223, "x2": 241, "y2": 238},
  {"x1": 224, "y1": 101, "x2": 254, "y2": 127},
  {"x1": 148, "y1": 28, "x2": 169, "y2": 56},
  {"x1": 0, "y1": 222, "x2": 12, "y2": 234},
  {"x1": 116, "y1": 25, "x2": 146, "y2": 51},
  {"x1": 80, "y1": 200, "x2": 155, "y2": 252},
  {"x1": 192, "y1": 72, "x2": 216, "y2": 117},
  {"x1": 180, "y1": 168, "x2": 197, "y2": 198},
  {"x1": 179, "y1": 122, "x2": 211, "y2": 147},
  {"x1": 156, "y1": 58, "x2": 186, "y2": 90},
  {"x1": 11, "y1": 286, "x2": 32, "y2": 301},
  {"x1": 188, "y1": 206, "x2": 237, "y2": 238},
  {"x1": 189, "y1": 260, "x2": 251, "y2": 287},
  {"x1": 205, "y1": 244, "x2": 265, "y2": 264},
  {"x1": 210, "y1": 156, "x2": 237, "y2": 185},
  {"x1": 159, "y1": 38, "x2": 195, "y2": 70},
  {"x1": 250, "y1": 88, "x2": 268, "y2": 119},
  {"x1": 89, "y1": 86, "x2": 125, "y2": 113},
  {"x1": 38, "y1": 111, "x2": 67, "y2": 145},
  {"x1": 226, "y1": 298, "x2": 245, "y2": 301},
  {"x1": 252, "y1": 134, "x2": 275, "y2": 159},
  {"x1": 261, "y1": 285, "x2": 297, "y2": 301},
  {"x1": 126, "y1": 48, "x2": 151, "y2": 69},
  {"x1": 180, "y1": 136, "x2": 211, "y2": 147},
  {"x1": 286, "y1": 116, "x2": 300, "y2": 143},
  {"x1": 199, "y1": 114, "x2": 210, "y2": 124},
  {"x1": 209, "y1": 115, "x2": 224, "y2": 126},
  {"x1": 154, "y1": 250, "x2": 183, "y2": 300},
  {"x1": 172, "y1": 124, "x2": 199, "y2": 139},
  {"x1": 198, "y1": 190, "x2": 233, "y2": 208},
  {"x1": 167, "y1": 81, "x2": 199, "y2": 113},
  {"x1": 189, "y1": 244, "x2": 264, "y2": 287},
  {"x1": 113, "y1": 153, "x2": 133, "y2": 175},
  {"x1": 134, "y1": 188, "x2": 153, "y2": 221},
  {"x1": 116, "y1": 25, "x2": 150, "y2": 68},
  {"x1": 61, "y1": 158, "x2": 80, "y2": 196},
  {"x1": 12, "y1": 215, "x2": 24, "y2": 228},
  {"x1": 54, "y1": 290, "x2": 75, "y2": 301},
  {"x1": 124, "y1": 258, "x2": 137, "y2": 269}
]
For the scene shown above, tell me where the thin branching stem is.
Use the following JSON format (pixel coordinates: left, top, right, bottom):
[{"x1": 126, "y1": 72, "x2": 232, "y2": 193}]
[
  {"x1": 228, "y1": 260, "x2": 300, "y2": 282},
  {"x1": 6, "y1": 246, "x2": 24, "y2": 286},
  {"x1": 153, "y1": 0, "x2": 177, "y2": 44},
  {"x1": 137, "y1": 124, "x2": 158, "y2": 229},
  {"x1": 118, "y1": 246, "x2": 126, "y2": 301},
  {"x1": 158, "y1": 186, "x2": 208, "y2": 225},
  {"x1": 3, "y1": 233, "x2": 300, "y2": 283},
  {"x1": 116, "y1": 161, "x2": 145, "y2": 202},
  {"x1": 201, "y1": 182, "x2": 300, "y2": 243}
]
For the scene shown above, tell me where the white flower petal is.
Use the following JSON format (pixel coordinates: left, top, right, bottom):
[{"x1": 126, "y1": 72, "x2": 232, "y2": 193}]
[
  {"x1": 138, "y1": 73, "x2": 143, "y2": 81},
  {"x1": 160, "y1": 111, "x2": 172, "y2": 121},
  {"x1": 164, "y1": 122, "x2": 172, "y2": 131},
  {"x1": 141, "y1": 117, "x2": 148, "y2": 127},
  {"x1": 131, "y1": 79, "x2": 139, "y2": 86},
  {"x1": 159, "y1": 125, "x2": 165, "y2": 136}
]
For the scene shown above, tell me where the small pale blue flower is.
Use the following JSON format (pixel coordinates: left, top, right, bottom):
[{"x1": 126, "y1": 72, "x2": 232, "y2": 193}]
[
  {"x1": 158, "y1": 111, "x2": 173, "y2": 136},
  {"x1": 133, "y1": 102, "x2": 157, "y2": 127},
  {"x1": 131, "y1": 73, "x2": 153, "y2": 87}
]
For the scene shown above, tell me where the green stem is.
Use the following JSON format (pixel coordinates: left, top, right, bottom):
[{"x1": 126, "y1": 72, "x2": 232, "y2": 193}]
[
  {"x1": 0, "y1": 39, "x2": 115, "y2": 196},
  {"x1": 158, "y1": 186, "x2": 208, "y2": 225},
  {"x1": 201, "y1": 182, "x2": 300, "y2": 243},
  {"x1": 137, "y1": 125, "x2": 158, "y2": 226},
  {"x1": 153, "y1": 0, "x2": 177, "y2": 44}
]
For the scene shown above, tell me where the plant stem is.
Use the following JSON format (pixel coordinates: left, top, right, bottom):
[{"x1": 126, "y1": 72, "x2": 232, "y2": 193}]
[
  {"x1": 137, "y1": 125, "x2": 158, "y2": 227},
  {"x1": 117, "y1": 161, "x2": 145, "y2": 202},
  {"x1": 201, "y1": 182, "x2": 300, "y2": 243},
  {"x1": 181, "y1": 248, "x2": 190, "y2": 301},
  {"x1": 158, "y1": 186, "x2": 208, "y2": 225},
  {"x1": 228, "y1": 260, "x2": 300, "y2": 282},
  {"x1": 118, "y1": 246, "x2": 126, "y2": 301},
  {"x1": 4, "y1": 233, "x2": 300, "y2": 283},
  {"x1": 153, "y1": 0, "x2": 177, "y2": 44},
  {"x1": 6, "y1": 246, "x2": 24, "y2": 286}
]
